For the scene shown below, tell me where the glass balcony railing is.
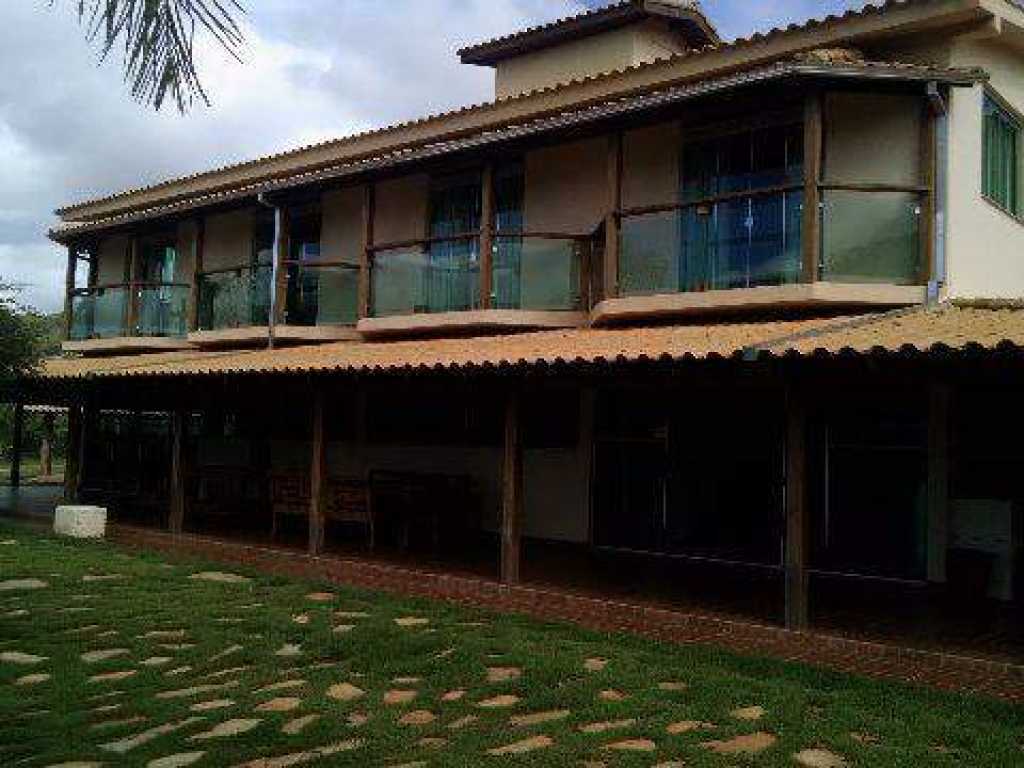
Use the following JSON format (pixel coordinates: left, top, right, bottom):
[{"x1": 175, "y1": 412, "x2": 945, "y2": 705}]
[
  {"x1": 137, "y1": 284, "x2": 189, "y2": 337},
  {"x1": 820, "y1": 190, "x2": 923, "y2": 284},
  {"x1": 619, "y1": 190, "x2": 804, "y2": 297},
  {"x1": 284, "y1": 262, "x2": 359, "y2": 327},
  {"x1": 69, "y1": 286, "x2": 131, "y2": 341},
  {"x1": 197, "y1": 265, "x2": 272, "y2": 331},
  {"x1": 370, "y1": 236, "x2": 481, "y2": 317},
  {"x1": 492, "y1": 234, "x2": 584, "y2": 311}
]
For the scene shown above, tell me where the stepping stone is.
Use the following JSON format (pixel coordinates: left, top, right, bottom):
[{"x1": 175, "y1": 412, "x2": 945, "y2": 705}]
[
  {"x1": 510, "y1": 710, "x2": 571, "y2": 727},
  {"x1": 89, "y1": 670, "x2": 137, "y2": 684},
  {"x1": 60, "y1": 606, "x2": 95, "y2": 614},
  {"x1": 157, "y1": 681, "x2": 240, "y2": 700},
  {"x1": 275, "y1": 644, "x2": 302, "y2": 658},
  {"x1": 598, "y1": 689, "x2": 629, "y2": 702},
  {"x1": 440, "y1": 689, "x2": 466, "y2": 702},
  {"x1": 283, "y1": 714, "x2": 320, "y2": 735},
  {"x1": 0, "y1": 579, "x2": 47, "y2": 591},
  {"x1": 449, "y1": 715, "x2": 479, "y2": 730},
  {"x1": 399, "y1": 710, "x2": 436, "y2": 726},
  {"x1": 335, "y1": 611, "x2": 370, "y2": 619},
  {"x1": 306, "y1": 592, "x2": 335, "y2": 602},
  {"x1": 147, "y1": 753, "x2": 205, "y2": 768},
  {"x1": 165, "y1": 667, "x2": 193, "y2": 678},
  {"x1": 327, "y1": 682, "x2": 365, "y2": 702},
  {"x1": 205, "y1": 666, "x2": 250, "y2": 681},
  {"x1": 581, "y1": 718, "x2": 637, "y2": 734},
  {"x1": 658, "y1": 681, "x2": 688, "y2": 692},
  {"x1": 43, "y1": 764, "x2": 103, "y2": 768},
  {"x1": 605, "y1": 739, "x2": 656, "y2": 752},
  {"x1": 795, "y1": 749, "x2": 849, "y2": 768},
  {"x1": 15, "y1": 673, "x2": 51, "y2": 686},
  {"x1": 210, "y1": 645, "x2": 243, "y2": 662},
  {"x1": 189, "y1": 718, "x2": 262, "y2": 741},
  {"x1": 190, "y1": 572, "x2": 250, "y2": 584},
  {"x1": 394, "y1": 617, "x2": 429, "y2": 628},
  {"x1": 347, "y1": 712, "x2": 370, "y2": 727},
  {"x1": 83, "y1": 574, "x2": 123, "y2": 583},
  {"x1": 383, "y1": 690, "x2": 417, "y2": 705},
  {"x1": 850, "y1": 732, "x2": 880, "y2": 746},
  {"x1": 488, "y1": 735, "x2": 554, "y2": 756},
  {"x1": 258, "y1": 680, "x2": 306, "y2": 695},
  {"x1": 233, "y1": 741, "x2": 363, "y2": 768},
  {"x1": 92, "y1": 716, "x2": 148, "y2": 733},
  {"x1": 82, "y1": 648, "x2": 131, "y2": 664},
  {"x1": 478, "y1": 694, "x2": 520, "y2": 709},
  {"x1": 332, "y1": 625, "x2": 355, "y2": 635},
  {"x1": 101, "y1": 717, "x2": 205, "y2": 754},
  {"x1": 140, "y1": 630, "x2": 188, "y2": 640},
  {"x1": 487, "y1": 667, "x2": 521, "y2": 683},
  {"x1": 584, "y1": 658, "x2": 608, "y2": 672},
  {"x1": 667, "y1": 721, "x2": 715, "y2": 734},
  {"x1": 256, "y1": 697, "x2": 301, "y2": 713},
  {"x1": 89, "y1": 690, "x2": 126, "y2": 702},
  {"x1": 292, "y1": 614, "x2": 311, "y2": 626},
  {"x1": 159, "y1": 644, "x2": 195, "y2": 651},
  {"x1": 0, "y1": 651, "x2": 47, "y2": 665},
  {"x1": 731, "y1": 705, "x2": 767, "y2": 721},
  {"x1": 92, "y1": 704, "x2": 123, "y2": 714},
  {"x1": 4, "y1": 609, "x2": 29, "y2": 617},
  {"x1": 140, "y1": 657, "x2": 173, "y2": 668},
  {"x1": 98, "y1": 631, "x2": 120, "y2": 639},
  {"x1": 653, "y1": 762, "x2": 687, "y2": 768},
  {"x1": 392, "y1": 676, "x2": 422, "y2": 685},
  {"x1": 419, "y1": 737, "x2": 447, "y2": 749},
  {"x1": 702, "y1": 732, "x2": 777, "y2": 756},
  {"x1": 191, "y1": 699, "x2": 236, "y2": 713},
  {"x1": 67, "y1": 625, "x2": 101, "y2": 635}
]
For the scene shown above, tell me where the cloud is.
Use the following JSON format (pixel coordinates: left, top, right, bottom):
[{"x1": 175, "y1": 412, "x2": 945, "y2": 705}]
[{"x1": 0, "y1": 0, "x2": 861, "y2": 313}]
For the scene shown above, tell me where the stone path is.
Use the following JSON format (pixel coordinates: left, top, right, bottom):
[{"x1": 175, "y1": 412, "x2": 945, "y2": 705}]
[{"x1": 488, "y1": 735, "x2": 554, "y2": 755}]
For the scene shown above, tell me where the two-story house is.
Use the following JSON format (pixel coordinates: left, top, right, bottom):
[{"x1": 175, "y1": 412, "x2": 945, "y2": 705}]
[{"x1": 14, "y1": 0, "x2": 1024, "y2": 670}]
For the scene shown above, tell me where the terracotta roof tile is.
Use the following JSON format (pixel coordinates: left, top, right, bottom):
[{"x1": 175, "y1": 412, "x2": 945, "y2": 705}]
[{"x1": 35, "y1": 305, "x2": 1024, "y2": 383}]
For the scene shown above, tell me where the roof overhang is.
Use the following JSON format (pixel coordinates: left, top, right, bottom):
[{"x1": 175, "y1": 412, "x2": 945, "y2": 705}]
[
  {"x1": 49, "y1": 60, "x2": 986, "y2": 245},
  {"x1": 458, "y1": 0, "x2": 721, "y2": 67}
]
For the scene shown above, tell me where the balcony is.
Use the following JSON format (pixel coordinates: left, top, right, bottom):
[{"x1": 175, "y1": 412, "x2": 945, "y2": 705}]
[
  {"x1": 595, "y1": 186, "x2": 927, "y2": 325},
  {"x1": 358, "y1": 233, "x2": 588, "y2": 337},
  {"x1": 64, "y1": 283, "x2": 191, "y2": 354}
]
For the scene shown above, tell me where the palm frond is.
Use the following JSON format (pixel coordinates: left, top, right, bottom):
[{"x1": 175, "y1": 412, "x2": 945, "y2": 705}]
[{"x1": 67, "y1": 0, "x2": 246, "y2": 113}]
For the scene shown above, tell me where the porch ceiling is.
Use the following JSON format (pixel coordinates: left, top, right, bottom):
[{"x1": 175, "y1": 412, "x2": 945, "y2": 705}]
[{"x1": 33, "y1": 304, "x2": 1024, "y2": 382}]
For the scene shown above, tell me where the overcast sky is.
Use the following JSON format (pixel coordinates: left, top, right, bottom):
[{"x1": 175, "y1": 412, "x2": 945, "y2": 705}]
[{"x1": 0, "y1": 0, "x2": 864, "y2": 313}]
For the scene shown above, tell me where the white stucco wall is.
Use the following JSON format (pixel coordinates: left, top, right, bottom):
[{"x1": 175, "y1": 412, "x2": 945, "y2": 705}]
[
  {"x1": 375, "y1": 175, "x2": 429, "y2": 245},
  {"x1": 203, "y1": 209, "x2": 254, "y2": 272},
  {"x1": 944, "y1": 38, "x2": 1024, "y2": 300},
  {"x1": 321, "y1": 186, "x2": 364, "y2": 263},
  {"x1": 523, "y1": 138, "x2": 606, "y2": 235}
]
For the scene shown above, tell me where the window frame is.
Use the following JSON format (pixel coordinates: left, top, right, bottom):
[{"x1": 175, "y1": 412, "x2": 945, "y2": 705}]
[{"x1": 981, "y1": 87, "x2": 1023, "y2": 221}]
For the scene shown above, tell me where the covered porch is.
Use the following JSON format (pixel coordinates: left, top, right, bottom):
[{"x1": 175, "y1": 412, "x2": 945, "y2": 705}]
[{"x1": 15, "y1": 306, "x2": 1024, "y2": 670}]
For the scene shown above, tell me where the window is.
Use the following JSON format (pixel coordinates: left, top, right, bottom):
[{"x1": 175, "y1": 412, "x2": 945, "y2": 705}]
[{"x1": 982, "y1": 93, "x2": 1021, "y2": 217}]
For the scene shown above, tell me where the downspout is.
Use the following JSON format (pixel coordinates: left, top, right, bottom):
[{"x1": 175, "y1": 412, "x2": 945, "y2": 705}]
[
  {"x1": 257, "y1": 192, "x2": 281, "y2": 349},
  {"x1": 928, "y1": 81, "x2": 949, "y2": 305}
]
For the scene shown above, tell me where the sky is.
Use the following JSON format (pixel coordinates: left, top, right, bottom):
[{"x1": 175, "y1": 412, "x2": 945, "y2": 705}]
[{"x1": 0, "y1": 0, "x2": 866, "y2": 313}]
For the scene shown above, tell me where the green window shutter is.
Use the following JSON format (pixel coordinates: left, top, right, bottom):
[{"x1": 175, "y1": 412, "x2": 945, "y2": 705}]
[{"x1": 983, "y1": 94, "x2": 1022, "y2": 216}]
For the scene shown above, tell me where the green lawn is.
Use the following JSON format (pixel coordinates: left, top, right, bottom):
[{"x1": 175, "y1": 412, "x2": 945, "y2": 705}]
[
  {"x1": 0, "y1": 459, "x2": 64, "y2": 485},
  {"x1": 0, "y1": 522, "x2": 1021, "y2": 768}
]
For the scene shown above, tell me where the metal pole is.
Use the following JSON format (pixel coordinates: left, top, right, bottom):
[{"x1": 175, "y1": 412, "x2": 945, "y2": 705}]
[{"x1": 258, "y1": 193, "x2": 281, "y2": 350}]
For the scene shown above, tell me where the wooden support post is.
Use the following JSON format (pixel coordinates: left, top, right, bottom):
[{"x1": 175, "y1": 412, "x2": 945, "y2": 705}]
[
  {"x1": 603, "y1": 132, "x2": 623, "y2": 302},
  {"x1": 785, "y1": 392, "x2": 809, "y2": 631},
  {"x1": 501, "y1": 390, "x2": 524, "y2": 584},
  {"x1": 10, "y1": 403, "x2": 24, "y2": 489},
  {"x1": 63, "y1": 246, "x2": 76, "y2": 340},
  {"x1": 802, "y1": 91, "x2": 824, "y2": 283},
  {"x1": 479, "y1": 164, "x2": 495, "y2": 309},
  {"x1": 359, "y1": 184, "x2": 375, "y2": 319},
  {"x1": 39, "y1": 412, "x2": 54, "y2": 479},
  {"x1": 927, "y1": 381, "x2": 951, "y2": 583},
  {"x1": 189, "y1": 219, "x2": 205, "y2": 332},
  {"x1": 309, "y1": 388, "x2": 326, "y2": 556},
  {"x1": 64, "y1": 405, "x2": 82, "y2": 503},
  {"x1": 169, "y1": 409, "x2": 186, "y2": 534}
]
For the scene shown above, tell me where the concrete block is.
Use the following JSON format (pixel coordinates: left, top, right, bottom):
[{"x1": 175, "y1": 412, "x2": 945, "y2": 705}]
[{"x1": 54, "y1": 506, "x2": 107, "y2": 540}]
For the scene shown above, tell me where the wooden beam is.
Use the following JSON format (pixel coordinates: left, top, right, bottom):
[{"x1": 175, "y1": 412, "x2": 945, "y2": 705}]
[
  {"x1": 274, "y1": 207, "x2": 291, "y2": 326},
  {"x1": 920, "y1": 97, "x2": 938, "y2": 284},
  {"x1": 927, "y1": 381, "x2": 951, "y2": 583},
  {"x1": 10, "y1": 403, "x2": 23, "y2": 489},
  {"x1": 64, "y1": 405, "x2": 82, "y2": 503},
  {"x1": 785, "y1": 391, "x2": 809, "y2": 631},
  {"x1": 189, "y1": 219, "x2": 205, "y2": 332},
  {"x1": 309, "y1": 388, "x2": 326, "y2": 556},
  {"x1": 802, "y1": 90, "x2": 824, "y2": 283},
  {"x1": 359, "y1": 184, "x2": 375, "y2": 319},
  {"x1": 603, "y1": 132, "x2": 623, "y2": 301},
  {"x1": 169, "y1": 409, "x2": 186, "y2": 534},
  {"x1": 501, "y1": 390, "x2": 524, "y2": 584},
  {"x1": 479, "y1": 164, "x2": 495, "y2": 310},
  {"x1": 63, "y1": 246, "x2": 76, "y2": 340}
]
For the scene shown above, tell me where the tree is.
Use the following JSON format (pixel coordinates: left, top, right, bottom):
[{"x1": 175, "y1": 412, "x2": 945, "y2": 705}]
[
  {"x1": 0, "y1": 284, "x2": 43, "y2": 392},
  {"x1": 66, "y1": 0, "x2": 246, "y2": 113}
]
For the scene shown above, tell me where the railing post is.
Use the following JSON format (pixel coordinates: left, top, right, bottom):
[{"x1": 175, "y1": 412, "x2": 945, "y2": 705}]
[
  {"x1": 501, "y1": 389, "x2": 524, "y2": 585},
  {"x1": 189, "y1": 219, "x2": 205, "y2": 332},
  {"x1": 360, "y1": 184, "x2": 375, "y2": 320},
  {"x1": 479, "y1": 164, "x2": 495, "y2": 310},
  {"x1": 603, "y1": 132, "x2": 623, "y2": 302},
  {"x1": 803, "y1": 90, "x2": 824, "y2": 283},
  {"x1": 271, "y1": 206, "x2": 290, "y2": 337}
]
